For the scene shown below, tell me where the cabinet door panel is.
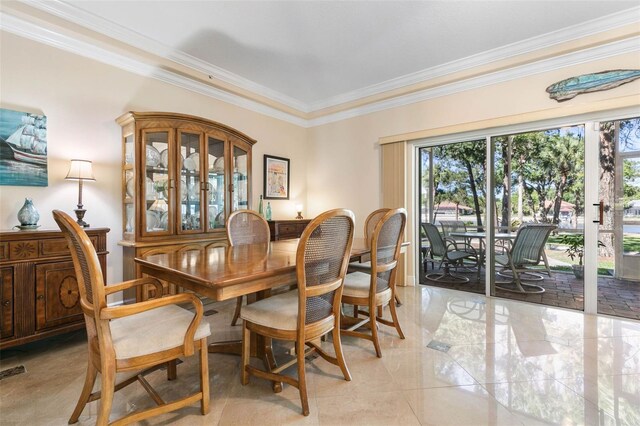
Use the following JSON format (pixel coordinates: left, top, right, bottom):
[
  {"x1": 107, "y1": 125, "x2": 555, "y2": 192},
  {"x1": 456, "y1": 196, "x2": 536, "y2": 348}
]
[
  {"x1": 178, "y1": 131, "x2": 205, "y2": 234},
  {"x1": 231, "y1": 142, "x2": 250, "y2": 212},
  {"x1": 141, "y1": 129, "x2": 172, "y2": 237},
  {"x1": 0, "y1": 267, "x2": 14, "y2": 340},
  {"x1": 35, "y1": 261, "x2": 83, "y2": 331},
  {"x1": 206, "y1": 135, "x2": 226, "y2": 231}
]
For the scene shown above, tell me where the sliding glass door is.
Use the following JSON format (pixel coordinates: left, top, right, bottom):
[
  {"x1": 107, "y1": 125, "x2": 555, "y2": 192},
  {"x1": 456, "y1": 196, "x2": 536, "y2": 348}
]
[
  {"x1": 489, "y1": 126, "x2": 585, "y2": 310},
  {"x1": 597, "y1": 117, "x2": 640, "y2": 320},
  {"x1": 418, "y1": 140, "x2": 486, "y2": 294},
  {"x1": 415, "y1": 109, "x2": 640, "y2": 318}
]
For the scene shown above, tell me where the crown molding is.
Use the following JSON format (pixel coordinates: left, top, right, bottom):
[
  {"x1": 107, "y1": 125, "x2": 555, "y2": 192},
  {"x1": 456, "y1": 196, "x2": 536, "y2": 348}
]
[
  {"x1": 308, "y1": 36, "x2": 640, "y2": 127},
  {"x1": 23, "y1": 0, "x2": 640, "y2": 114},
  {"x1": 307, "y1": 6, "x2": 640, "y2": 111},
  {"x1": 3, "y1": 4, "x2": 639, "y2": 129},
  {"x1": 22, "y1": 0, "x2": 310, "y2": 112},
  {"x1": 0, "y1": 10, "x2": 308, "y2": 127}
]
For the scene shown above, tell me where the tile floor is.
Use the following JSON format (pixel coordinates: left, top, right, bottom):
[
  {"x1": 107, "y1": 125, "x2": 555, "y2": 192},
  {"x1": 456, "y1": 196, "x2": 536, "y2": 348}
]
[{"x1": 1, "y1": 285, "x2": 639, "y2": 425}]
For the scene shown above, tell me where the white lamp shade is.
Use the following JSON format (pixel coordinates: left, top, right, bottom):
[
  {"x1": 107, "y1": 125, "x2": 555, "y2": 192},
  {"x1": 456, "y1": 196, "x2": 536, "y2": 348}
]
[{"x1": 65, "y1": 159, "x2": 95, "y2": 181}]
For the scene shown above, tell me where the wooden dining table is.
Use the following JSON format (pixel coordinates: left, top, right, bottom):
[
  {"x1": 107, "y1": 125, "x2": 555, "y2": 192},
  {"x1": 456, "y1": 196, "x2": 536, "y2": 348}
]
[{"x1": 135, "y1": 237, "x2": 373, "y2": 391}]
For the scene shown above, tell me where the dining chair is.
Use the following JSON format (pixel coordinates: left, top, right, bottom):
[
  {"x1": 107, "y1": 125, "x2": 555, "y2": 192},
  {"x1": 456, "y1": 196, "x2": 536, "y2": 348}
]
[
  {"x1": 53, "y1": 210, "x2": 210, "y2": 426},
  {"x1": 348, "y1": 207, "x2": 402, "y2": 307},
  {"x1": 341, "y1": 208, "x2": 406, "y2": 357},
  {"x1": 495, "y1": 223, "x2": 556, "y2": 293},
  {"x1": 422, "y1": 222, "x2": 479, "y2": 283},
  {"x1": 349, "y1": 208, "x2": 390, "y2": 273},
  {"x1": 240, "y1": 208, "x2": 355, "y2": 416},
  {"x1": 226, "y1": 209, "x2": 271, "y2": 326}
]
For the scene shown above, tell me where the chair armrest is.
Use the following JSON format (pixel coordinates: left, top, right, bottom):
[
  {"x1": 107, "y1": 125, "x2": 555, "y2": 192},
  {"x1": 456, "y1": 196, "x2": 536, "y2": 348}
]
[
  {"x1": 100, "y1": 293, "x2": 204, "y2": 356},
  {"x1": 104, "y1": 278, "x2": 164, "y2": 298}
]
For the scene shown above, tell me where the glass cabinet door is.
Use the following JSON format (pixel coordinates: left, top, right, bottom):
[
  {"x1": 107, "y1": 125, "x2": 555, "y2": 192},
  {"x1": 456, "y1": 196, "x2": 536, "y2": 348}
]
[
  {"x1": 142, "y1": 130, "x2": 171, "y2": 235},
  {"x1": 178, "y1": 131, "x2": 204, "y2": 233},
  {"x1": 123, "y1": 134, "x2": 135, "y2": 236},
  {"x1": 206, "y1": 136, "x2": 226, "y2": 230},
  {"x1": 232, "y1": 144, "x2": 249, "y2": 212}
]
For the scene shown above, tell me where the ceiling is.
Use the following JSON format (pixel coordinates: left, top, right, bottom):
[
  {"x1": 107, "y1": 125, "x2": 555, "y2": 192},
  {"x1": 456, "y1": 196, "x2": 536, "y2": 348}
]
[{"x1": 31, "y1": 1, "x2": 640, "y2": 109}]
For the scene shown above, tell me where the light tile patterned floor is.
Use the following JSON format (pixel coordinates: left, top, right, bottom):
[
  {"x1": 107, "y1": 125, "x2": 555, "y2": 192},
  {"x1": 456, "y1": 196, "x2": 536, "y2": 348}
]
[{"x1": 1, "y1": 286, "x2": 639, "y2": 425}]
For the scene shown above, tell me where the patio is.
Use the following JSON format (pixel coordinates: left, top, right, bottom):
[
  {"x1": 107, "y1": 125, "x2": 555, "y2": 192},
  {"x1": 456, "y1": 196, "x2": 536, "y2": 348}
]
[{"x1": 418, "y1": 265, "x2": 640, "y2": 320}]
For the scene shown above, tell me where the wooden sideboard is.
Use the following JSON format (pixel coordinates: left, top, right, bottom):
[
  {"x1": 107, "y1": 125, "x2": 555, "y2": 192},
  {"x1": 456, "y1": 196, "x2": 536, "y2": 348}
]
[
  {"x1": 0, "y1": 228, "x2": 109, "y2": 349},
  {"x1": 267, "y1": 219, "x2": 311, "y2": 241}
]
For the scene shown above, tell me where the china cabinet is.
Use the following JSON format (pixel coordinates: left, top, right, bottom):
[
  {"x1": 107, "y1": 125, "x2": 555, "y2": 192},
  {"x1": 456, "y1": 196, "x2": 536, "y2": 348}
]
[
  {"x1": 0, "y1": 228, "x2": 109, "y2": 349},
  {"x1": 116, "y1": 112, "x2": 255, "y2": 301}
]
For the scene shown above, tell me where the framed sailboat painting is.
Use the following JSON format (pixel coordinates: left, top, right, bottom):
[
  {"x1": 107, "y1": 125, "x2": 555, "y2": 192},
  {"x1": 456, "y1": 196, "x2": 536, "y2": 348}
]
[{"x1": 0, "y1": 108, "x2": 48, "y2": 186}]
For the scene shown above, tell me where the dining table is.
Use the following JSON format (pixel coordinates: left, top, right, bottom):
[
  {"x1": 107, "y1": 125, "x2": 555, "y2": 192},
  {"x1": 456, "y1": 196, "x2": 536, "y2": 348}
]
[
  {"x1": 135, "y1": 237, "x2": 375, "y2": 392},
  {"x1": 449, "y1": 231, "x2": 517, "y2": 267}
]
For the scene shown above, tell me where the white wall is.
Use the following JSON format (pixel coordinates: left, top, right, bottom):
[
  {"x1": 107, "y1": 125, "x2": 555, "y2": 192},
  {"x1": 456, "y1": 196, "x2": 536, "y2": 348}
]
[{"x1": 0, "y1": 32, "x2": 308, "y2": 284}]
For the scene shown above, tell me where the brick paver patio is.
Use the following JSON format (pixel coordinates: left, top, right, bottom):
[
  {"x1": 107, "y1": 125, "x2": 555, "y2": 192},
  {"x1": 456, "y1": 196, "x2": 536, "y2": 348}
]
[{"x1": 419, "y1": 265, "x2": 640, "y2": 320}]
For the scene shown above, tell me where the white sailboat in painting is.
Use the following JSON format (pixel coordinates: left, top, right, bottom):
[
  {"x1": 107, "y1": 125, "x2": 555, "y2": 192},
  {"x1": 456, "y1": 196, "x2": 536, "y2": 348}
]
[{"x1": 4, "y1": 114, "x2": 47, "y2": 165}]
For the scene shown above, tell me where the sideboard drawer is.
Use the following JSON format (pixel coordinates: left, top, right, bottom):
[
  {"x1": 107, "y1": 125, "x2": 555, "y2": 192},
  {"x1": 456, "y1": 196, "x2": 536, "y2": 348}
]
[
  {"x1": 39, "y1": 236, "x2": 99, "y2": 258},
  {"x1": 268, "y1": 219, "x2": 311, "y2": 241}
]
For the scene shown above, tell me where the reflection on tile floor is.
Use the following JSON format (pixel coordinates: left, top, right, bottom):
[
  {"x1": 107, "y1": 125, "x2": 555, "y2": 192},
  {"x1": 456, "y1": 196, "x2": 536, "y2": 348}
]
[{"x1": 1, "y1": 286, "x2": 639, "y2": 425}]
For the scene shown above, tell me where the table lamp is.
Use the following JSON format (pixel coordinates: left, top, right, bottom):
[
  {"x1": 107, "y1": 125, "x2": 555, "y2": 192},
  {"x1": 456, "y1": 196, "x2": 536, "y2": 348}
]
[
  {"x1": 65, "y1": 159, "x2": 95, "y2": 227},
  {"x1": 295, "y1": 204, "x2": 303, "y2": 220}
]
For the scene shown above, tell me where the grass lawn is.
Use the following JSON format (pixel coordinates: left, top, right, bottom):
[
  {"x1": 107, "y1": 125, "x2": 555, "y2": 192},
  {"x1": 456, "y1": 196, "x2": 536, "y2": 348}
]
[{"x1": 548, "y1": 234, "x2": 640, "y2": 254}]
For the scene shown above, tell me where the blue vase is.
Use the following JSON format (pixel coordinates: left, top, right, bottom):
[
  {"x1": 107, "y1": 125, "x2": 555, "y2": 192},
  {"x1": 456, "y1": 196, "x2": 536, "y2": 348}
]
[{"x1": 17, "y1": 198, "x2": 40, "y2": 226}]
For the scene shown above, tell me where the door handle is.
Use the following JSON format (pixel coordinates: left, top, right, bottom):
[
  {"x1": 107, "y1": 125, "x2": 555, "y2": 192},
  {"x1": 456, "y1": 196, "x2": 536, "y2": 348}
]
[{"x1": 593, "y1": 202, "x2": 603, "y2": 224}]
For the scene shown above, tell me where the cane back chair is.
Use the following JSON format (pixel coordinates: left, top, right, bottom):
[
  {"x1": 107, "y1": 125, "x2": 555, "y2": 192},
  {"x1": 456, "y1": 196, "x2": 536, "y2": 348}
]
[
  {"x1": 53, "y1": 210, "x2": 210, "y2": 426},
  {"x1": 240, "y1": 209, "x2": 355, "y2": 416},
  {"x1": 341, "y1": 208, "x2": 406, "y2": 357},
  {"x1": 226, "y1": 210, "x2": 271, "y2": 326},
  {"x1": 349, "y1": 207, "x2": 402, "y2": 307}
]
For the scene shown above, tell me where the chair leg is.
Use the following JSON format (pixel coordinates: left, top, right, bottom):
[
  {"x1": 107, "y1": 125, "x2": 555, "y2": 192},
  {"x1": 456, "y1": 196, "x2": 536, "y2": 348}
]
[
  {"x1": 394, "y1": 294, "x2": 402, "y2": 306},
  {"x1": 231, "y1": 296, "x2": 243, "y2": 326},
  {"x1": 68, "y1": 358, "x2": 98, "y2": 424},
  {"x1": 542, "y1": 251, "x2": 552, "y2": 276},
  {"x1": 331, "y1": 325, "x2": 351, "y2": 381},
  {"x1": 166, "y1": 359, "x2": 177, "y2": 380},
  {"x1": 353, "y1": 304, "x2": 358, "y2": 318},
  {"x1": 199, "y1": 339, "x2": 210, "y2": 415},
  {"x1": 389, "y1": 294, "x2": 405, "y2": 340},
  {"x1": 241, "y1": 321, "x2": 250, "y2": 385},
  {"x1": 96, "y1": 363, "x2": 115, "y2": 426},
  {"x1": 296, "y1": 339, "x2": 310, "y2": 416},
  {"x1": 370, "y1": 303, "x2": 382, "y2": 358}
]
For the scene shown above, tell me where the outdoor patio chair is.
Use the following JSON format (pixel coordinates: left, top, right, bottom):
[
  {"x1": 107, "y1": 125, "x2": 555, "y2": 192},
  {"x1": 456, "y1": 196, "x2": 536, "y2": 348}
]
[
  {"x1": 494, "y1": 223, "x2": 556, "y2": 294},
  {"x1": 422, "y1": 223, "x2": 479, "y2": 283},
  {"x1": 439, "y1": 220, "x2": 479, "y2": 269}
]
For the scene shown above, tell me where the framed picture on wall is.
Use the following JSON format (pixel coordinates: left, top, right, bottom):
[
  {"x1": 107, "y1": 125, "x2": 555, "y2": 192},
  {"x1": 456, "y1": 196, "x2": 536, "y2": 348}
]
[
  {"x1": 0, "y1": 108, "x2": 48, "y2": 186},
  {"x1": 264, "y1": 154, "x2": 290, "y2": 200}
]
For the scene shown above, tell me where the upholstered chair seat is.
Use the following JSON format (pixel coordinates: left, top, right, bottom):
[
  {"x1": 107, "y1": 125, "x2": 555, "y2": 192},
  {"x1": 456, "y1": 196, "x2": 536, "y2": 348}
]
[
  {"x1": 240, "y1": 290, "x2": 299, "y2": 331},
  {"x1": 111, "y1": 305, "x2": 211, "y2": 359},
  {"x1": 343, "y1": 271, "x2": 392, "y2": 301}
]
